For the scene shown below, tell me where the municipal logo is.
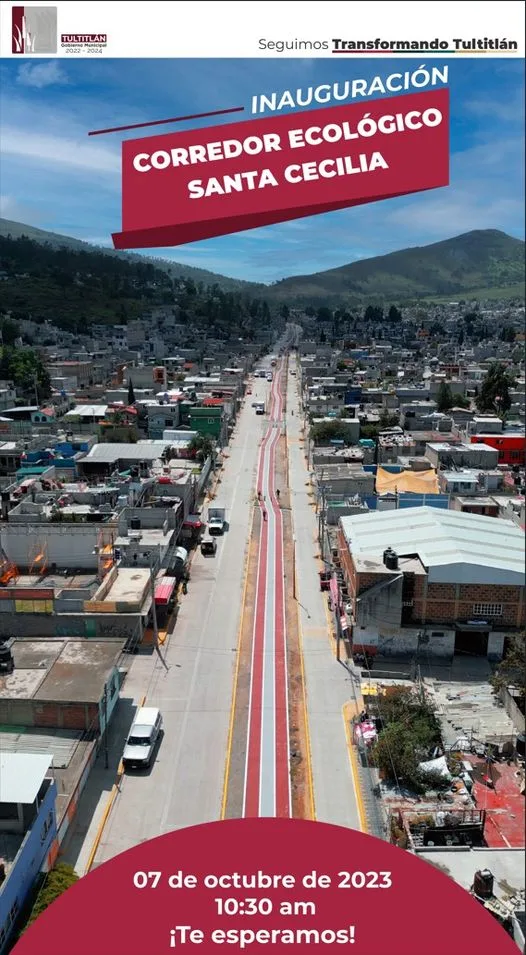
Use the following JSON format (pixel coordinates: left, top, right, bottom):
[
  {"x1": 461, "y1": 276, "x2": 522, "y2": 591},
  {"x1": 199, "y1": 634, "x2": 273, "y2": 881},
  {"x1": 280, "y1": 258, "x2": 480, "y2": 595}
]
[{"x1": 12, "y1": 6, "x2": 57, "y2": 54}]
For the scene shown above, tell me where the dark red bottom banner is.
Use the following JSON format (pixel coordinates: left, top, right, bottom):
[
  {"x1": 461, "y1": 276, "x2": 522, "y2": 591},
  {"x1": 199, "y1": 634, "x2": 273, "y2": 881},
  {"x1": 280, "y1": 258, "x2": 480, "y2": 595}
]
[{"x1": 12, "y1": 819, "x2": 517, "y2": 955}]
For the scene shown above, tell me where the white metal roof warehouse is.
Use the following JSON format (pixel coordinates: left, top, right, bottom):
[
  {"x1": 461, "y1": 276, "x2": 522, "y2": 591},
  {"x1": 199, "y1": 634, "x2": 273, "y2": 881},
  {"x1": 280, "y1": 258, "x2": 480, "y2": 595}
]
[
  {"x1": 339, "y1": 506, "x2": 525, "y2": 587},
  {"x1": 80, "y1": 441, "x2": 173, "y2": 464}
]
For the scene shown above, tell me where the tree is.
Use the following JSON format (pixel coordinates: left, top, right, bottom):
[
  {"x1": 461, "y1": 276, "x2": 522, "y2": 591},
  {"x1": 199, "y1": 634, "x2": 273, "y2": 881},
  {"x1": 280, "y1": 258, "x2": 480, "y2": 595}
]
[
  {"x1": 279, "y1": 304, "x2": 290, "y2": 319},
  {"x1": 188, "y1": 433, "x2": 215, "y2": 462},
  {"x1": 476, "y1": 362, "x2": 514, "y2": 414},
  {"x1": 388, "y1": 305, "x2": 402, "y2": 323},
  {"x1": 317, "y1": 306, "x2": 332, "y2": 323},
  {"x1": 451, "y1": 393, "x2": 470, "y2": 409},
  {"x1": 490, "y1": 632, "x2": 525, "y2": 704},
  {"x1": 0, "y1": 318, "x2": 19, "y2": 345},
  {"x1": 23, "y1": 863, "x2": 79, "y2": 932},
  {"x1": 371, "y1": 689, "x2": 445, "y2": 793},
  {"x1": 436, "y1": 382, "x2": 453, "y2": 412},
  {"x1": 310, "y1": 420, "x2": 353, "y2": 443},
  {"x1": 373, "y1": 722, "x2": 420, "y2": 783},
  {"x1": 127, "y1": 378, "x2": 136, "y2": 405},
  {"x1": 0, "y1": 345, "x2": 51, "y2": 401}
]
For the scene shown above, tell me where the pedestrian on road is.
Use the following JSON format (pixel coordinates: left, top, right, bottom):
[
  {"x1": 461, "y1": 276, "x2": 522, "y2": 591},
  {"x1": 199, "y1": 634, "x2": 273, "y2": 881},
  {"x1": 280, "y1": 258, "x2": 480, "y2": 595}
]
[
  {"x1": 276, "y1": 489, "x2": 280, "y2": 500},
  {"x1": 263, "y1": 509, "x2": 267, "y2": 521},
  {"x1": 257, "y1": 490, "x2": 262, "y2": 502}
]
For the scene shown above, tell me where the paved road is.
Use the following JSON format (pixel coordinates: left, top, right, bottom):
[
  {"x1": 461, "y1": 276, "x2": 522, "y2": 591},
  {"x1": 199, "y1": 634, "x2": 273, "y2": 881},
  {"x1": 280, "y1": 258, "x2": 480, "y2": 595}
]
[
  {"x1": 61, "y1": 352, "x2": 361, "y2": 874},
  {"x1": 61, "y1": 368, "x2": 273, "y2": 871},
  {"x1": 285, "y1": 365, "x2": 363, "y2": 830},
  {"x1": 243, "y1": 361, "x2": 291, "y2": 818}
]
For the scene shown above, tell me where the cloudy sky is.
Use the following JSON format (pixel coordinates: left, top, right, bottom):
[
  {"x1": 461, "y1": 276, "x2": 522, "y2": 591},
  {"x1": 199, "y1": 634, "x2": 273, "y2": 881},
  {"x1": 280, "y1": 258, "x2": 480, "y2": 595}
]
[{"x1": 0, "y1": 57, "x2": 524, "y2": 282}]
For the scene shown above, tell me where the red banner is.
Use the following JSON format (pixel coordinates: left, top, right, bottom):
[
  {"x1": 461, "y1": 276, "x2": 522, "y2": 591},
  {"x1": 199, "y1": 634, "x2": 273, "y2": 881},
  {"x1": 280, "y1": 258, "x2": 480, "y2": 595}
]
[{"x1": 112, "y1": 89, "x2": 449, "y2": 250}]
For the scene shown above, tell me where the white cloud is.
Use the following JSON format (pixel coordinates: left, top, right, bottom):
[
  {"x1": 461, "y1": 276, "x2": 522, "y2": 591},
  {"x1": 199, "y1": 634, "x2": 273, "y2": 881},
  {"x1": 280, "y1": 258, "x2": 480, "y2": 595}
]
[
  {"x1": 17, "y1": 61, "x2": 68, "y2": 89},
  {"x1": 0, "y1": 126, "x2": 120, "y2": 175},
  {"x1": 384, "y1": 190, "x2": 523, "y2": 237}
]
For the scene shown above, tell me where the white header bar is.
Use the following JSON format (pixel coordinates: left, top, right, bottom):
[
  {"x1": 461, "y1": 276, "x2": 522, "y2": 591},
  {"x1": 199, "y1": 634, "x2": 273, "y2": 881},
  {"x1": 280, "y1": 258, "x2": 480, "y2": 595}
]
[{"x1": 1, "y1": 0, "x2": 525, "y2": 58}]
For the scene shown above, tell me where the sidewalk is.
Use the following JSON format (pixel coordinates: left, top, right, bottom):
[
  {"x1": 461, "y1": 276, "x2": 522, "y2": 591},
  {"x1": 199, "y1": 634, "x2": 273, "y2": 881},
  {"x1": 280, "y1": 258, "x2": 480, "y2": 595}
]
[{"x1": 286, "y1": 369, "x2": 363, "y2": 830}]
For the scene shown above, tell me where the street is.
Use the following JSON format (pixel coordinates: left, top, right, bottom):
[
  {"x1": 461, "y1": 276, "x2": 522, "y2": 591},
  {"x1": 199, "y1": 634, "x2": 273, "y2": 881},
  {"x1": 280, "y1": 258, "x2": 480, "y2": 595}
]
[
  {"x1": 60, "y1": 350, "x2": 363, "y2": 874},
  {"x1": 243, "y1": 360, "x2": 291, "y2": 818},
  {"x1": 60, "y1": 369, "x2": 273, "y2": 871}
]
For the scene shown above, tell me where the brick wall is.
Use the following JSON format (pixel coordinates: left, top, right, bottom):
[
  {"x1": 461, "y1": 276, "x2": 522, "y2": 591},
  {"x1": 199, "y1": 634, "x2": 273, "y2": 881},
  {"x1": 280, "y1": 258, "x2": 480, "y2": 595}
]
[
  {"x1": 338, "y1": 528, "x2": 525, "y2": 629},
  {"x1": 411, "y1": 580, "x2": 524, "y2": 627},
  {"x1": 337, "y1": 527, "x2": 385, "y2": 605},
  {"x1": 0, "y1": 698, "x2": 100, "y2": 731}
]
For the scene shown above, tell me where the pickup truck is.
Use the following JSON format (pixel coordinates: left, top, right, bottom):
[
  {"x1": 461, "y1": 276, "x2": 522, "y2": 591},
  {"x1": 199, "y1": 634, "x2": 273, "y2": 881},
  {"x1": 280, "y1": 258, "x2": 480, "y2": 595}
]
[{"x1": 208, "y1": 506, "x2": 227, "y2": 535}]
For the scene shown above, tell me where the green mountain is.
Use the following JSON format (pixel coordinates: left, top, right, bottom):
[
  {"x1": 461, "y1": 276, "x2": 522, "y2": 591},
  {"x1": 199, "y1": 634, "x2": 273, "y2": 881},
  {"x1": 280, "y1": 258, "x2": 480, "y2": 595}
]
[
  {"x1": 0, "y1": 218, "x2": 261, "y2": 294},
  {"x1": 266, "y1": 229, "x2": 526, "y2": 305},
  {"x1": 0, "y1": 227, "x2": 272, "y2": 336},
  {"x1": 1, "y1": 220, "x2": 523, "y2": 313}
]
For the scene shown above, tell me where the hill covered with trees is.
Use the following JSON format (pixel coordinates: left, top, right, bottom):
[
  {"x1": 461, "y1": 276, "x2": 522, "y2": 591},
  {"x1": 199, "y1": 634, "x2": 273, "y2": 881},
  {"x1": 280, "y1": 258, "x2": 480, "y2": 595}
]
[{"x1": 0, "y1": 232, "x2": 274, "y2": 338}]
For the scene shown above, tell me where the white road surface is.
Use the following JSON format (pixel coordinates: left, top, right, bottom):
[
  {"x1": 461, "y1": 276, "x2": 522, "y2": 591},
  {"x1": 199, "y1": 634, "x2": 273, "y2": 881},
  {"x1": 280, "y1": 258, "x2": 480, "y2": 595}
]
[{"x1": 60, "y1": 351, "x2": 362, "y2": 875}]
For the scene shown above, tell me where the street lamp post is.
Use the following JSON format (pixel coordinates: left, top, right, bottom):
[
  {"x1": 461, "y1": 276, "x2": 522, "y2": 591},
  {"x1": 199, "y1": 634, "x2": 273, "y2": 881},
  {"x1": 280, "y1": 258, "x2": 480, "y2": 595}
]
[
  {"x1": 102, "y1": 684, "x2": 109, "y2": 769},
  {"x1": 292, "y1": 535, "x2": 296, "y2": 600}
]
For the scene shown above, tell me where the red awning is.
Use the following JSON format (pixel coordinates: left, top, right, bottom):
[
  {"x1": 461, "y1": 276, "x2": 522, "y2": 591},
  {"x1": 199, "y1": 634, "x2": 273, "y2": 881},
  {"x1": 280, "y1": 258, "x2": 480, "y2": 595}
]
[{"x1": 154, "y1": 578, "x2": 176, "y2": 606}]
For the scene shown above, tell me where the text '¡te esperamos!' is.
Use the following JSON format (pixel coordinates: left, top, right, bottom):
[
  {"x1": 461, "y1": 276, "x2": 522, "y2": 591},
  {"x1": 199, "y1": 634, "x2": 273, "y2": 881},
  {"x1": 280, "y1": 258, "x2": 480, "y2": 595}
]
[{"x1": 131, "y1": 107, "x2": 443, "y2": 200}]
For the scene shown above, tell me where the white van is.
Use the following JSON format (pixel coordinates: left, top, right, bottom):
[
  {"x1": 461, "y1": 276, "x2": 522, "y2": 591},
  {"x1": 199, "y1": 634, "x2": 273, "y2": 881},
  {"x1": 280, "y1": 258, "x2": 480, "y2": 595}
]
[{"x1": 122, "y1": 706, "x2": 162, "y2": 770}]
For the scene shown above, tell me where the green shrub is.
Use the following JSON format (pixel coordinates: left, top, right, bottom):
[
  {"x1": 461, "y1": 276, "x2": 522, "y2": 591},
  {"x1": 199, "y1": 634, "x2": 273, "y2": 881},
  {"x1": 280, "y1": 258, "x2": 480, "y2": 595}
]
[{"x1": 23, "y1": 863, "x2": 79, "y2": 932}]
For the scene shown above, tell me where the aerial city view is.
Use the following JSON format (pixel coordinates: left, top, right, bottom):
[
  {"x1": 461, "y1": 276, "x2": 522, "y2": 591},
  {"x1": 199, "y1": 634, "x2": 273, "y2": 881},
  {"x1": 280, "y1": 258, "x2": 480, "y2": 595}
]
[{"x1": 0, "y1": 51, "x2": 525, "y2": 952}]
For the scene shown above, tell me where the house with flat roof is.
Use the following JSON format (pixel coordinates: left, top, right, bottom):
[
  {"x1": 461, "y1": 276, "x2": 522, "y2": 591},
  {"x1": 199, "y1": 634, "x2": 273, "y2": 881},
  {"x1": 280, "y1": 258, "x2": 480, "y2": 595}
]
[{"x1": 0, "y1": 753, "x2": 57, "y2": 954}]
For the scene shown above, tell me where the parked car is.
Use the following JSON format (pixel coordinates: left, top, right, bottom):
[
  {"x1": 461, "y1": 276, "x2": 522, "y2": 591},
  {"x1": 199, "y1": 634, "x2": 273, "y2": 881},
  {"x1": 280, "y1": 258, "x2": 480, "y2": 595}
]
[
  {"x1": 201, "y1": 537, "x2": 217, "y2": 557},
  {"x1": 122, "y1": 707, "x2": 162, "y2": 770}
]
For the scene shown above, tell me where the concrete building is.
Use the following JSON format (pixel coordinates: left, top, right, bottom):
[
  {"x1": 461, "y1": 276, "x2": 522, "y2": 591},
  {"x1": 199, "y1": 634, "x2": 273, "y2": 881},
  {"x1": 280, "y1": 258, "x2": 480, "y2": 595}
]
[
  {"x1": 77, "y1": 441, "x2": 173, "y2": 478},
  {"x1": 123, "y1": 364, "x2": 168, "y2": 389},
  {"x1": 469, "y1": 428, "x2": 525, "y2": 467},
  {"x1": 315, "y1": 464, "x2": 375, "y2": 499},
  {"x1": 401, "y1": 408, "x2": 453, "y2": 432},
  {"x1": 311, "y1": 417, "x2": 360, "y2": 445},
  {"x1": 47, "y1": 361, "x2": 94, "y2": 390},
  {"x1": 0, "y1": 639, "x2": 123, "y2": 733},
  {"x1": 0, "y1": 754, "x2": 58, "y2": 954},
  {"x1": 337, "y1": 507, "x2": 525, "y2": 661},
  {"x1": 0, "y1": 384, "x2": 17, "y2": 413},
  {"x1": 425, "y1": 441, "x2": 499, "y2": 471}
]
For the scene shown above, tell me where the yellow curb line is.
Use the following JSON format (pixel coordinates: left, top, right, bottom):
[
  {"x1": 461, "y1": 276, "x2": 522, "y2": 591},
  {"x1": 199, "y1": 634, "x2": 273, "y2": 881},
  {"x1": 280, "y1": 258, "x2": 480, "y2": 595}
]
[
  {"x1": 220, "y1": 506, "x2": 256, "y2": 819},
  {"x1": 84, "y1": 693, "x2": 147, "y2": 875},
  {"x1": 343, "y1": 701, "x2": 368, "y2": 834},
  {"x1": 84, "y1": 779, "x2": 121, "y2": 876}
]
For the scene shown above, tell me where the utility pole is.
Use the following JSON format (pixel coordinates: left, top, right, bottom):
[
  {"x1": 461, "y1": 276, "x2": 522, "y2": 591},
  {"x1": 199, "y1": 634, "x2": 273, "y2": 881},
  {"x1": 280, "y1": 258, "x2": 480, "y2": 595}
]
[
  {"x1": 102, "y1": 684, "x2": 109, "y2": 769},
  {"x1": 335, "y1": 599, "x2": 341, "y2": 662},
  {"x1": 33, "y1": 373, "x2": 39, "y2": 410},
  {"x1": 149, "y1": 557, "x2": 159, "y2": 651},
  {"x1": 292, "y1": 535, "x2": 297, "y2": 600}
]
